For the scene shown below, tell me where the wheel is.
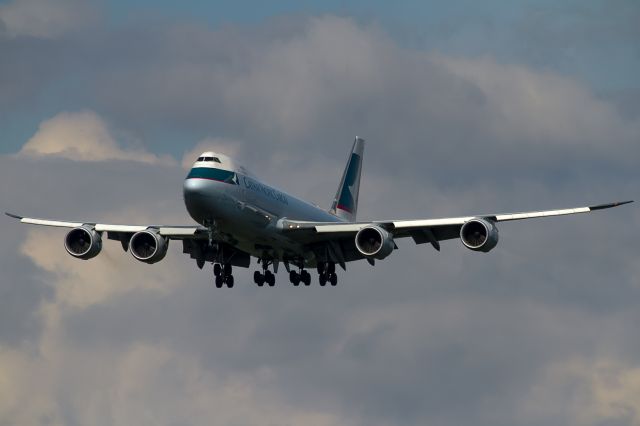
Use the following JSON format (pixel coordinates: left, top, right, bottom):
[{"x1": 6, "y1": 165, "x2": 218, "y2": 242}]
[
  {"x1": 223, "y1": 264, "x2": 232, "y2": 276},
  {"x1": 213, "y1": 263, "x2": 222, "y2": 277},
  {"x1": 319, "y1": 273, "x2": 327, "y2": 286},
  {"x1": 266, "y1": 271, "x2": 275, "y2": 287},
  {"x1": 254, "y1": 271, "x2": 264, "y2": 287},
  {"x1": 225, "y1": 275, "x2": 234, "y2": 288},
  {"x1": 329, "y1": 273, "x2": 337, "y2": 286},
  {"x1": 290, "y1": 271, "x2": 300, "y2": 286},
  {"x1": 215, "y1": 276, "x2": 224, "y2": 288},
  {"x1": 317, "y1": 262, "x2": 325, "y2": 274},
  {"x1": 301, "y1": 270, "x2": 311, "y2": 286}
]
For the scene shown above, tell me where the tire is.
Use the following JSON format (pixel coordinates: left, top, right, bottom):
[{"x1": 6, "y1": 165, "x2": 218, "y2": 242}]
[
  {"x1": 329, "y1": 273, "x2": 337, "y2": 286},
  {"x1": 266, "y1": 271, "x2": 275, "y2": 287},
  {"x1": 215, "y1": 276, "x2": 224, "y2": 288},
  {"x1": 319, "y1": 273, "x2": 327, "y2": 286},
  {"x1": 213, "y1": 263, "x2": 222, "y2": 277},
  {"x1": 301, "y1": 271, "x2": 311, "y2": 286},
  {"x1": 223, "y1": 264, "x2": 232, "y2": 276},
  {"x1": 226, "y1": 275, "x2": 234, "y2": 288}
]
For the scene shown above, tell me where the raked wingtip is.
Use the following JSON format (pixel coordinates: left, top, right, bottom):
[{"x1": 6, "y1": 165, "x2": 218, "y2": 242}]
[
  {"x1": 5, "y1": 212, "x2": 23, "y2": 220},
  {"x1": 589, "y1": 200, "x2": 633, "y2": 211}
]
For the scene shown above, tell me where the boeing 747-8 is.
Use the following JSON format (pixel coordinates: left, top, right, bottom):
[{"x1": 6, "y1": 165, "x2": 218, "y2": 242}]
[{"x1": 6, "y1": 137, "x2": 632, "y2": 288}]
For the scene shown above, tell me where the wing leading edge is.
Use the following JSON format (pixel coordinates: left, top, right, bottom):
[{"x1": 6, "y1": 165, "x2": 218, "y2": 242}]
[
  {"x1": 4, "y1": 212, "x2": 204, "y2": 238},
  {"x1": 279, "y1": 200, "x2": 633, "y2": 245}
]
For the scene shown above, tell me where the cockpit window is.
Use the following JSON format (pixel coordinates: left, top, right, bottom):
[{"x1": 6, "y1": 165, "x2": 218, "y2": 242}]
[
  {"x1": 199, "y1": 156, "x2": 222, "y2": 163},
  {"x1": 197, "y1": 156, "x2": 222, "y2": 163}
]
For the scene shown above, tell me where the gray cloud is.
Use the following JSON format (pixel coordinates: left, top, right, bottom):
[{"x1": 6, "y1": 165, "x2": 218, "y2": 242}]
[
  {"x1": 1, "y1": 11, "x2": 639, "y2": 426},
  {"x1": 0, "y1": 0, "x2": 97, "y2": 39}
]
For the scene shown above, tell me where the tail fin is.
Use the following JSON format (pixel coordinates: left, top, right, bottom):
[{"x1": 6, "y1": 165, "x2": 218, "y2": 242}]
[{"x1": 330, "y1": 136, "x2": 365, "y2": 222}]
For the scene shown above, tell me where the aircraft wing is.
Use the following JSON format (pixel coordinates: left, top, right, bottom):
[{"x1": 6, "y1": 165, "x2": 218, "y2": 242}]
[
  {"x1": 280, "y1": 200, "x2": 633, "y2": 250},
  {"x1": 4, "y1": 212, "x2": 205, "y2": 238}
]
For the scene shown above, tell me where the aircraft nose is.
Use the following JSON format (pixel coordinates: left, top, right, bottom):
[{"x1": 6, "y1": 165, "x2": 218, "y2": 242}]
[
  {"x1": 183, "y1": 177, "x2": 208, "y2": 196},
  {"x1": 183, "y1": 176, "x2": 213, "y2": 223}
]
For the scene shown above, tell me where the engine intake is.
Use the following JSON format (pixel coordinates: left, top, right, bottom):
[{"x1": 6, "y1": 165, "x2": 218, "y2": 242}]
[
  {"x1": 64, "y1": 226, "x2": 102, "y2": 259},
  {"x1": 129, "y1": 230, "x2": 169, "y2": 264},
  {"x1": 460, "y1": 218, "x2": 499, "y2": 252},
  {"x1": 355, "y1": 225, "x2": 395, "y2": 260}
]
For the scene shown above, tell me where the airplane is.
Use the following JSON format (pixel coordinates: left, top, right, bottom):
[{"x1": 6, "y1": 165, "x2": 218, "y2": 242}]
[{"x1": 6, "y1": 137, "x2": 633, "y2": 288}]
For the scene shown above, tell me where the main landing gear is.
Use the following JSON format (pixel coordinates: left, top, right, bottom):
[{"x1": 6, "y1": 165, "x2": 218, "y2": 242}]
[
  {"x1": 289, "y1": 269, "x2": 311, "y2": 286},
  {"x1": 213, "y1": 263, "x2": 234, "y2": 288},
  {"x1": 253, "y1": 259, "x2": 276, "y2": 287},
  {"x1": 318, "y1": 262, "x2": 338, "y2": 286},
  {"x1": 214, "y1": 260, "x2": 339, "y2": 288}
]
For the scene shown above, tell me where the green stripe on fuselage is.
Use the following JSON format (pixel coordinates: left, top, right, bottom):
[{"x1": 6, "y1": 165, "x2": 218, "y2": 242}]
[{"x1": 187, "y1": 167, "x2": 238, "y2": 184}]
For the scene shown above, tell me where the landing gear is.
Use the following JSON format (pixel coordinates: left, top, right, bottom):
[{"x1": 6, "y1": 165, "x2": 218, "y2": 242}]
[
  {"x1": 290, "y1": 270, "x2": 300, "y2": 286},
  {"x1": 254, "y1": 259, "x2": 276, "y2": 287},
  {"x1": 265, "y1": 270, "x2": 275, "y2": 286},
  {"x1": 289, "y1": 269, "x2": 311, "y2": 286},
  {"x1": 254, "y1": 270, "x2": 264, "y2": 287},
  {"x1": 213, "y1": 262, "x2": 234, "y2": 288},
  {"x1": 317, "y1": 262, "x2": 338, "y2": 286}
]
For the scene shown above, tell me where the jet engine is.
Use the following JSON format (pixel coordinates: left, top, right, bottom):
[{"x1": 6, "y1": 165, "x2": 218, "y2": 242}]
[
  {"x1": 64, "y1": 226, "x2": 102, "y2": 260},
  {"x1": 129, "y1": 230, "x2": 169, "y2": 264},
  {"x1": 355, "y1": 225, "x2": 395, "y2": 260},
  {"x1": 460, "y1": 218, "x2": 499, "y2": 252}
]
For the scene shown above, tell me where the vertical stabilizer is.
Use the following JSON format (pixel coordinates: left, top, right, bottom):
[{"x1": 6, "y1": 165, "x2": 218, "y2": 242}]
[{"x1": 330, "y1": 137, "x2": 365, "y2": 222}]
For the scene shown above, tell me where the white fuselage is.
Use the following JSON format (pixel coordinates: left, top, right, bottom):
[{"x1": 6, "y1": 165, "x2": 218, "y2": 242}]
[{"x1": 183, "y1": 156, "x2": 342, "y2": 262}]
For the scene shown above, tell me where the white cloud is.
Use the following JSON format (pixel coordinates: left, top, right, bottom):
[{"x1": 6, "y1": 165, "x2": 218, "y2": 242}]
[
  {"x1": 0, "y1": 0, "x2": 95, "y2": 39},
  {"x1": 19, "y1": 110, "x2": 174, "y2": 164},
  {"x1": 0, "y1": 340, "x2": 349, "y2": 426},
  {"x1": 524, "y1": 358, "x2": 640, "y2": 426}
]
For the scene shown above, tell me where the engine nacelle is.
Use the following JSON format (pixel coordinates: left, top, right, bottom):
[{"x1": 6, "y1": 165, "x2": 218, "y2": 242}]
[
  {"x1": 460, "y1": 218, "x2": 499, "y2": 252},
  {"x1": 129, "y1": 230, "x2": 169, "y2": 264},
  {"x1": 355, "y1": 225, "x2": 395, "y2": 260},
  {"x1": 64, "y1": 226, "x2": 102, "y2": 260}
]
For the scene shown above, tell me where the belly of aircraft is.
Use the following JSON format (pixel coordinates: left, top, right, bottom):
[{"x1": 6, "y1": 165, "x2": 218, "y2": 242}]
[{"x1": 184, "y1": 178, "x2": 308, "y2": 261}]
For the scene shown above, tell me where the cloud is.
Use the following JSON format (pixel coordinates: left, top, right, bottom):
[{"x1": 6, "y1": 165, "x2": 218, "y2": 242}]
[
  {"x1": 1, "y1": 13, "x2": 639, "y2": 426},
  {"x1": 19, "y1": 110, "x2": 174, "y2": 164},
  {"x1": 67, "y1": 15, "x2": 637, "y2": 186},
  {"x1": 526, "y1": 358, "x2": 640, "y2": 426},
  {"x1": 0, "y1": 0, "x2": 96, "y2": 39},
  {"x1": 0, "y1": 340, "x2": 349, "y2": 425}
]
